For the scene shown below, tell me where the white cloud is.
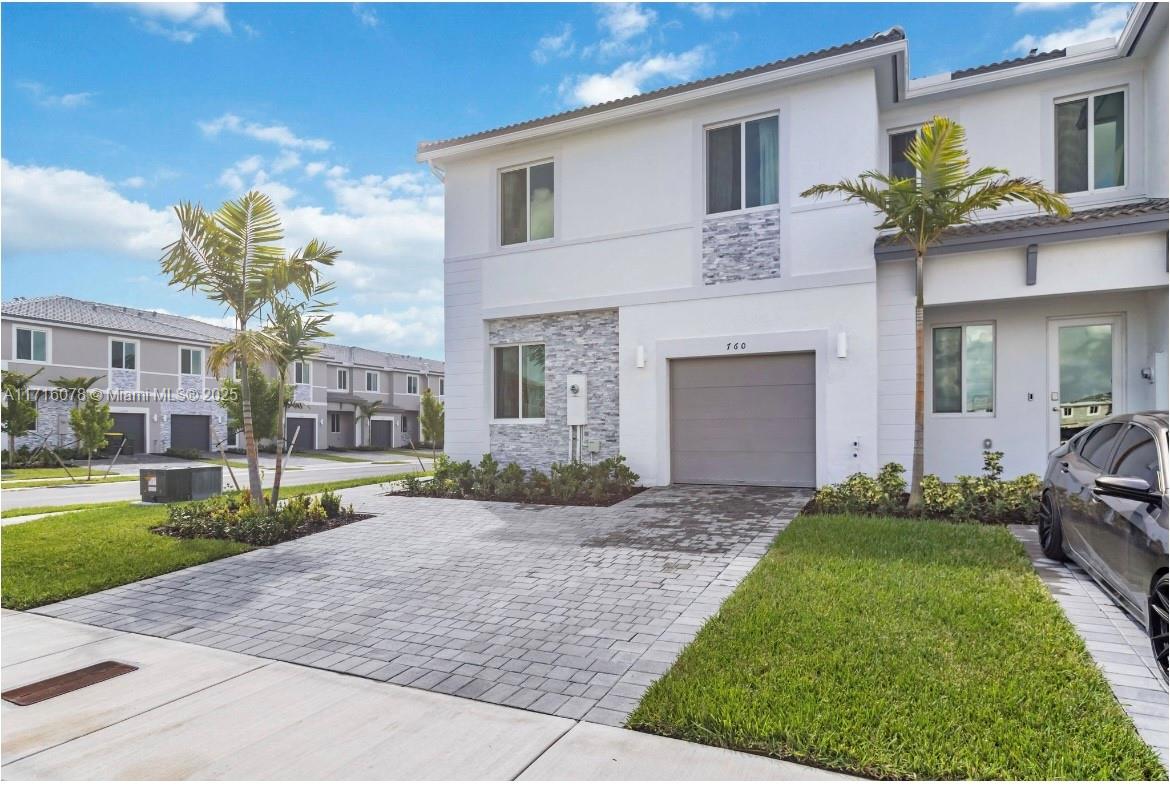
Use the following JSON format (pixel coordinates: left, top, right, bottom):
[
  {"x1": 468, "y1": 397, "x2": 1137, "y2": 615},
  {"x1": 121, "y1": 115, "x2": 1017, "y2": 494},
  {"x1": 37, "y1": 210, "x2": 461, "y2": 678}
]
[
  {"x1": 18, "y1": 81, "x2": 94, "y2": 109},
  {"x1": 561, "y1": 46, "x2": 708, "y2": 106},
  {"x1": 199, "y1": 113, "x2": 331, "y2": 151},
  {"x1": 185, "y1": 313, "x2": 236, "y2": 329},
  {"x1": 352, "y1": 3, "x2": 379, "y2": 27},
  {"x1": 327, "y1": 306, "x2": 444, "y2": 352},
  {"x1": 129, "y1": 3, "x2": 231, "y2": 43},
  {"x1": 1013, "y1": 2, "x2": 1077, "y2": 13},
  {"x1": 0, "y1": 159, "x2": 175, "y2": 257},
  {"x1": 690, "y1": 3, "x2": 736, "y2": 21},
  {"x1": 532, "y1": 24, "x2": 575, "y2": 64},
  {"x1": 121, "y1": 176, "x2": 147, "y2": 189},
  {"x1": 585, "y1": 3, "x2": 658, "y2": 59},
  {"x1": 271, "y1": 150, "x2": 302, "y2": 174},
  {"x1": 305, "y1": 161, "x2": 328, "y2": 177},
  {"x1": 1012, "y1": 3, "x2": 1131, "y2": 54},
  {"x1": 217, "y1": 154, "x2": 264, "y2": 192}
]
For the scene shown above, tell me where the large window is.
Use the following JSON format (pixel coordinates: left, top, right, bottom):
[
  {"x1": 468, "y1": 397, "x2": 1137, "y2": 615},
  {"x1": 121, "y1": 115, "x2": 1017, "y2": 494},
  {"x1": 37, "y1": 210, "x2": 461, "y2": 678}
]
[
  {"x1": 365, "y1": 371, "x2": 379, "y2": 392},
  {"x1": 932, "y1": 323, "x2": 994, "y2": 414},
  {"x1": 406, "y1": 375, "x2": 419, "y2": 395},
  {"x1": 501, "y1": 161, "x2": 554, "y2": 245},
  {"x1": 336, "y1": 369, "x2": 348, "y2": 390},
  {"x1": 494, "y1": 343, "x2": 545, "y2": 420},
  {"x1": 180, "y1": 348, "x2": 203, "y2": 375},
  {"x1": 889, "y1": 130, "x2": 917, "y2": 180},
  {"x1": 294, "y1": 361, "x2": 309, "y2": 385},
  {"x1": 111, "y1": 339, "x2": 137, "y2": 370},
  {"x1": 14, "y1": 327, "x2": 47, "y2": 362},
  {"x1": 706, "y1": 114, "x2": 779, "y2": 215},
  {"x1": 1056, "y1": 90, "x2": 1125, "y2": 193}
]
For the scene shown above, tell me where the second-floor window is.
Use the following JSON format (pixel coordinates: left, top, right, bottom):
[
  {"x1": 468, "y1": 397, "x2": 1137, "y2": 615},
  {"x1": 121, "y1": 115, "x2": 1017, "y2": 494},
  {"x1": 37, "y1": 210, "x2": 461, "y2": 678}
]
[
  {"x1": 336, "y1": 369, "x2": 349, "y2": 390},
  {"x1": 406, "y1": 375, "x2": 419, "y2": 395},
  {"x1": 438, "y1": 378, "x2": 445, "y2": 396},
  {"x1": 294, "y1": 361, "x2": 309, "y2": 385},
  {"x1": 1056, "y1": 90, "x2": 1125, "y2": 194},
  {"x1": 180, "y1": 348, "x2": 203, "y2": 376},
  {"x1": 889, "y1": 130, "x2": 917, "y2": 180},
  {"x1": 366, "y1": 371, "x2": 379, "y2": 392},
  {"x1": 932, "y1": 323, "x2": 995, "y2": 415},
  {"x1": 501, "y1": 161, "x2": 554, "y2": 245},
  {"x1": 706, "y1": 114, "x2": 779, "y2": 215},
  {"x1": 15, "y1": 327, "x2": 47, "y2": 362},
  {"x1": 111, "y1": 339, "x2": 137, "y2": 370}
]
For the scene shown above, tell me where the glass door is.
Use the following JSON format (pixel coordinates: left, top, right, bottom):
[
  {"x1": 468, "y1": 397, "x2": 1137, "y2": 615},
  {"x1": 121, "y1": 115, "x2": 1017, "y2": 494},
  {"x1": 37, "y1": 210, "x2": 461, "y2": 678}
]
[{"x1": 1047, "y1": 316, "x2": 1125, "y2": 448}]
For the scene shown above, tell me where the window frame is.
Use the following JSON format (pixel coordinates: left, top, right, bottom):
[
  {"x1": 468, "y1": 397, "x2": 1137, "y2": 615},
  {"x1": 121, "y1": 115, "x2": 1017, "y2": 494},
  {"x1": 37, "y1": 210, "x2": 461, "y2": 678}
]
[
  {"x1": 437, "y1": 378, "x2": 444, "y2": 397},
  {"x1": 12, "y1": 324, "x2": 50, "y2": 363},
  {"x1": 293, "y1": 361, "x2": 310, "y2": 386},
  {"x1": 328, "y1": 413, "x2": 341, "y2": 434},
  {"x1": 334, "y1": 368, "x2": 349, "y2": 391},
  {"x1": 1053, "y1": 86, "x2": 1128, "y2": 196},
  {"x1": 491, "y1": 342, "x2": 546, "y2": 423},
  {"x1": 704, "y1": 111, "x2": 781, "y2": 219},
  {"x1": 498, "y1": 158, "x2": 555, "y2": 247},
  {"x1": 929, "y1": 321, "x2": 997, "y2": 417},
  {"x1": 886, "y1": 124, "x2": 924, "y2": 181},
  {"x1": 365, "y1": 370, "x2": 379, "y2": 392},
  {"x1": 109, "y1": 338, "x2": 138, "y2": 371},
  {"x1": 178, "y1": 346, "x2": 204, "y2": 377},
  {"x1": 406, "y1": 375, "x2": 419, "y2": 395}
]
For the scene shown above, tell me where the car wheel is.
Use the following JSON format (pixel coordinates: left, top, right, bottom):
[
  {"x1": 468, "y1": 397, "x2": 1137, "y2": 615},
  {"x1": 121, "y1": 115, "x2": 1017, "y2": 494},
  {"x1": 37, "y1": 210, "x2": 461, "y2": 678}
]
[
  {"x1": 1037, "y1": 491, "x2": 1068, "y2": 561},
  {"x1": 1150, "y1": 572, "x2": 1168, "y2": 683}
]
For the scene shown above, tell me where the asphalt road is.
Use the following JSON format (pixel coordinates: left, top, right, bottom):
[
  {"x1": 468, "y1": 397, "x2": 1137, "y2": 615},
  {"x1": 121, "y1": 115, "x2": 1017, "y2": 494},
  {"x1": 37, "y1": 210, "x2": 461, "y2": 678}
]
[{"x1": 0, "y1": 456, "x2": 432, "y2": 510}]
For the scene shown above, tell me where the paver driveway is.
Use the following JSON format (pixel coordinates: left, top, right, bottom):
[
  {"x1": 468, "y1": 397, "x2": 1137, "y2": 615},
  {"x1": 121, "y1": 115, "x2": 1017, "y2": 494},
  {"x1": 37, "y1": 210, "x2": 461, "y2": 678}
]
[{"x1": 34, "y1": 485, "x2": 808, "y2": 726}]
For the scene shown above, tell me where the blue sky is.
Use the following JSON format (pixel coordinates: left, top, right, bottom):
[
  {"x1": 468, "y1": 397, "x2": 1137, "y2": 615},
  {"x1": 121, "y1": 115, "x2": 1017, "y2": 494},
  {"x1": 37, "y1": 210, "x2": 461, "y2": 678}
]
[{"x1": 1, "y1": 2, "x2": 1134, "y2": 358}]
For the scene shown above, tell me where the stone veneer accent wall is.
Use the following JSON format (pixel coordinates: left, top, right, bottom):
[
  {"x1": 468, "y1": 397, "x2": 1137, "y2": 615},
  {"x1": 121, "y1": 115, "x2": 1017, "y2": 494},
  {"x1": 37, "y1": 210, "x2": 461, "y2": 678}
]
[
  {"x1": 701, "y1": 207, "x2": 781, "y2": 285},
  {"x1": 487, "y1": 309, "x2": 619, "y2": 470}
]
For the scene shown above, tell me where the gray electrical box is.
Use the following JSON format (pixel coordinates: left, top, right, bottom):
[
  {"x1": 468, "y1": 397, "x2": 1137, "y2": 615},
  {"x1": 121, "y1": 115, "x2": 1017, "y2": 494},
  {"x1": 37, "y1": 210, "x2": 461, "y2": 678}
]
[{"x1": 140, "y1": 466, "x2": 223, "y2": 503}]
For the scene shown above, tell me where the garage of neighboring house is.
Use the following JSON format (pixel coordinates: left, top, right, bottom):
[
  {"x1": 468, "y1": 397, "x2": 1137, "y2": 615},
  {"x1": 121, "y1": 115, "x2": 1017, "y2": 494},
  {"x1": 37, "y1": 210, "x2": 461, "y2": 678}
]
[
  {"x1": 109, "y1": 412, "x2": 146, "y2": 456},
  {"x1": 669, "y1": 353, "x2": 816, "y2": 487},
  {"x1": 370, "y1": 419, "x2": 394, "y2": 448},
  {"x1": 286, "y1": 417, "x2": 316, "y2": 452},
  {"x1": 170, "y1": 414, "x2": 211, "y2": 453}
]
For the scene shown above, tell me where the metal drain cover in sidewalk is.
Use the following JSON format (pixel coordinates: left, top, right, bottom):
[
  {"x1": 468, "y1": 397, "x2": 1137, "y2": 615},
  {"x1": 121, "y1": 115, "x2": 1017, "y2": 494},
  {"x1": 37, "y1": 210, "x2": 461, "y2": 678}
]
[{"x1": 2, "y1": 661, "x2": 138, "y2": 706}]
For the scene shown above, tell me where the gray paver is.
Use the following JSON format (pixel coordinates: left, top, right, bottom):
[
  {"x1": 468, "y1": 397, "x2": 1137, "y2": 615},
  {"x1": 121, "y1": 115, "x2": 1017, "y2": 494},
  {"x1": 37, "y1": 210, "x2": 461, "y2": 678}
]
[{"x1": 33, "y1": 485, "x2": 807, "y2": 721}]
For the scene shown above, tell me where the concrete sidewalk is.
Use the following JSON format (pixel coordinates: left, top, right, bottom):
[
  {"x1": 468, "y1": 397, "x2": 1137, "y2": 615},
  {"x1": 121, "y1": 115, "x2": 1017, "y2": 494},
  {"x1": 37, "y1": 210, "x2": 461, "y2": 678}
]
[{"x1": 0, "y1": 611, "x2": 848, "y2": 781}]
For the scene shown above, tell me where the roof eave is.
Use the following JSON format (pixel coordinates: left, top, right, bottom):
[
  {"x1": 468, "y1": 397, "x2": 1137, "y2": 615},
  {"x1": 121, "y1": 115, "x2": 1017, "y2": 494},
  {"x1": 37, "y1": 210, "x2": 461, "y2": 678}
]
[{"x1": 416, "y1": 38, "x2": 906, "y2": 163}]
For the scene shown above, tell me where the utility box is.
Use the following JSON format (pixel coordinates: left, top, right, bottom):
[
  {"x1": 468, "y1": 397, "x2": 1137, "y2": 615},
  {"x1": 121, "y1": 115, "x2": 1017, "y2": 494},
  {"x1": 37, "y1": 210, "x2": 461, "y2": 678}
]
[
  {"x1": 566, "y1": 375, "x2": 587, "y2": 425},
  {"x1": 140, "y1": 466, "x2": 223, "y2": 503}
]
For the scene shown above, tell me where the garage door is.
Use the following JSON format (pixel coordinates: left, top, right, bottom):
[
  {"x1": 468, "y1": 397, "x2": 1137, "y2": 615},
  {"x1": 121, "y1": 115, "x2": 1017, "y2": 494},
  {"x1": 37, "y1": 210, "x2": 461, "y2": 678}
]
[
  {"x1": 670, "y1": 353, "x2": 815, "y2": 486},
  {"x1": 370, "y1": 420, "x2": 393, "y2": 448},
  {"x1": 170, "y1": 414, "x2": 211, "y2": 452},
  {"x1": 286, "y1": 417, "x2": 316, "y2": 452},
  {"x1": 109, "y1": 413, "x2": 146, "y2": 456}
]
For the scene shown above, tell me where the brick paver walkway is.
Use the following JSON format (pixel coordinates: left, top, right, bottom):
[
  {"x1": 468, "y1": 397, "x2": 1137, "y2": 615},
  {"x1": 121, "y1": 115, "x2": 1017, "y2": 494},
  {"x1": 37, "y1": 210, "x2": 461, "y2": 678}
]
[
  {"x1": 1012, "y1": 526, "x2": 1169, "y2": 768},
  {"x1": 35, "y1": 485, "x2": 807, "y2": 726}
]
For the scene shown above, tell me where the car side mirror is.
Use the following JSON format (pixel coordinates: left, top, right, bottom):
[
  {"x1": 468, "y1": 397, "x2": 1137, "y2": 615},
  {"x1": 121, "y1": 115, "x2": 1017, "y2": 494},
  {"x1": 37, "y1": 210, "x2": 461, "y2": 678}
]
[{"x1": 1094, "y1": 475, "x2": 1157, "y2": 502}]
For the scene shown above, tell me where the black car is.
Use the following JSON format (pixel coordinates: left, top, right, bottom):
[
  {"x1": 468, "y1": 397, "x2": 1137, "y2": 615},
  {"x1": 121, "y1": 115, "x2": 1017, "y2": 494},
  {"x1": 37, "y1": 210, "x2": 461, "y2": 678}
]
[{"x1": 1038, "y1": 411, "x2": 1168, "y2": 680}]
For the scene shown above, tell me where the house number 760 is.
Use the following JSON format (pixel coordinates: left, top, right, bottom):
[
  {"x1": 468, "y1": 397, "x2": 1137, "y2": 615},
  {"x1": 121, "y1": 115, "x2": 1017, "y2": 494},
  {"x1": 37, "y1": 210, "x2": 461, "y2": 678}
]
[{"x1": 726, "y1": 342, "x2": 747, "y2": 351}]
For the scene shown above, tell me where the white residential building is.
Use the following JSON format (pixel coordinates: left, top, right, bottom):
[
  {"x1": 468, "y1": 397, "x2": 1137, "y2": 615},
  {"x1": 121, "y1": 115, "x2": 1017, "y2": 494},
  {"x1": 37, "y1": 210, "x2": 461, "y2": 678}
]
[{"x1": 419, "y1": 5, "x2": 1168, "y2": 486}]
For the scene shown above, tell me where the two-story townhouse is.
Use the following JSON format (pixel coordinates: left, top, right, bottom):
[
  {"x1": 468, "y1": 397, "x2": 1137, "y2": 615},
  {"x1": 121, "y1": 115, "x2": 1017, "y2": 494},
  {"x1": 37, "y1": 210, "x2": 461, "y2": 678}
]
[
  {"x1": 419, "y1": 4, "x2": 1167, "y2": 487},
  {"x1": 1, "y1": 296, "x2": 443, "y2": 455}
]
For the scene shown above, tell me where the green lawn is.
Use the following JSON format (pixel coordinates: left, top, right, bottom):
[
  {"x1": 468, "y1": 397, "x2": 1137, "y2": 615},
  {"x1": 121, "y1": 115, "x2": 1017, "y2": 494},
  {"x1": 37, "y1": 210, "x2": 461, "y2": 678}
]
[
  {"x1": 628, "y1": 515, "x2": 1165, "y2": 781},
  {"x1": 1, "y1": 467, "x2": 122, "y2": 481},
  {"x1": 1, "y1": 475, "x2": 139, "y2": 490},
  {"x1": 298, "y1": 451, "x2": 365, "y2": 463},
  {"x1": 1, "y1": 471, "x2": 422, "y2": 609},
  {"x1": 2, "y1": 502, "x2": 132, "y2": 519}
]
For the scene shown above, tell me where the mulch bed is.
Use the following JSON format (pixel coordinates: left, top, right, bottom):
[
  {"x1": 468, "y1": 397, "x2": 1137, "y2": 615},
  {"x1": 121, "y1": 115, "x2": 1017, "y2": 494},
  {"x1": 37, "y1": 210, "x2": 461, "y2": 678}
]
[{"x1": 385, "y1": 489, "x2": 647, "y2": 508}]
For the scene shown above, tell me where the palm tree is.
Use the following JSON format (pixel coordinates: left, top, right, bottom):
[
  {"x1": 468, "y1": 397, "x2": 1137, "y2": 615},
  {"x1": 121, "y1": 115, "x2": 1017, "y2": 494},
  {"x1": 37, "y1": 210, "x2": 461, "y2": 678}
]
[
  {"x1": 266, "y1": 290, "x2": 334, "y2": 504},
  {"x1": 161, "y1": 191, "x2": 339, "y2": 506},
  {"x1": 357, "y1": 399, "x2": 382, "y2": 450},
  {"x1": 801, "y1": 116, "x2": 1069, "y2": 506},
  {"x1": 2, "y1": 368, "x2": 43, "y2": 460}
]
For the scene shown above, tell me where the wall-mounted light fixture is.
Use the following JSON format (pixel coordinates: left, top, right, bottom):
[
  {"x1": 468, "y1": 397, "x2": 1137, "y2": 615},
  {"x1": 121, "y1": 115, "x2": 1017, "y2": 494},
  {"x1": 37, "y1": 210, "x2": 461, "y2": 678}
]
[
  {"x1": 836, "y1": 332, "x2": 848, "y2": 359},
  {"x1": 635, "y1": 345, "x2": 646, "y2": 368}
]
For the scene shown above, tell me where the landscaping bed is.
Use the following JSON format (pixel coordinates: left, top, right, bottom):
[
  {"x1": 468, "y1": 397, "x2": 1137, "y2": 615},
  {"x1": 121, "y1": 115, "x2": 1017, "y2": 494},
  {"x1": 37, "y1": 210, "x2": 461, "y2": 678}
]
[
  {"x1": 389, "y1": 454, "x2": 645, "y2": 506},
  {"x1": 153, "y1": 489, "x2": 372, "y2": 546},
  {"x1": 628, "y1": 514, "x2": 1165, "y2": 780}
]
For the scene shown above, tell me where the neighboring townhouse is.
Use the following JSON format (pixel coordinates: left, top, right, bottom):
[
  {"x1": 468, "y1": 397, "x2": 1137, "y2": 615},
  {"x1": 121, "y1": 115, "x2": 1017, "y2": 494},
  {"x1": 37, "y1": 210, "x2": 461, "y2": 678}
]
[
  {"x1": 1, "y1": 296, "x2": 443, "y2": 455},
  {"x1": 418, "y1": 4, "x2": 1168, "y2": 487}
]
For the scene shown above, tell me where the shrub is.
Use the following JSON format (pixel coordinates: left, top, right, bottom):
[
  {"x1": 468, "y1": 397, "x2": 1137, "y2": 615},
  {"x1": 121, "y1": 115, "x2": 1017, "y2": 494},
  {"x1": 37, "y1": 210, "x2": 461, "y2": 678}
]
[
  {"x1": 810, "y1": 452, "x2": 1040, "y2": 525},
  {"x1": 157, "y1": 489, "x2": 358, "y2": 545},
  {"x1": 319, "y1": 488, "x2": 342, "y2": 519},
  {"x1": 163, "y1": 447, "x2": 205, "y2": 460},
  {"x1": 2, "y1": 446, "x2": 82, "y2": 469},
  {"x1": 403, "y1": 454, "x2": 641, "y2": 506}
]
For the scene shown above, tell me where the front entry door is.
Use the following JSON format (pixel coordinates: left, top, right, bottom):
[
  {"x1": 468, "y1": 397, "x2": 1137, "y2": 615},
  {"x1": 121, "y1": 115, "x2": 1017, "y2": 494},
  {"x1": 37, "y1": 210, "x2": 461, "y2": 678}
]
[{"x1": 1047, "y1": 316, "x2": 1124, "y2": 451}]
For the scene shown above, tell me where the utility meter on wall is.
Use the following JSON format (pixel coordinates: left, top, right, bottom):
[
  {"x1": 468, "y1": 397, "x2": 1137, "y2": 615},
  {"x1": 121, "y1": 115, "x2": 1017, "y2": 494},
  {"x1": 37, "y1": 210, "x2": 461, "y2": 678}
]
[{"x1": 566, "y1": 375, "x2": 587, "y2": 425}]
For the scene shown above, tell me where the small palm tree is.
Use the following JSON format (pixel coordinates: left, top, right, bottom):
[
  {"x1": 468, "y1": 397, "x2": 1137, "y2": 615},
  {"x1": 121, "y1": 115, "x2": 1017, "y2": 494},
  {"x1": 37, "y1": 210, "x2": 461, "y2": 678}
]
[
  {"x1": 357, "y1": 399, "x2": 382, "y2": 449},
  {"x1": 267, "y1": 288, "x2": 334, "y2": 504},
  {"x1": 161, "y1": 191, "x2": 339, "y2": 506},
  {"x1": 802, "y1": 116, "x2": 1069, "y2": 506}
]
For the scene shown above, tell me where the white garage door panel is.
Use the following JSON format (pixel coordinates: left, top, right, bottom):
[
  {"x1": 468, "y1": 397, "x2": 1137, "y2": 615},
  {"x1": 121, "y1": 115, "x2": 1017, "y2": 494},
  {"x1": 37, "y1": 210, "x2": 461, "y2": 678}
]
[{"x1": 670, "y1": 353, "x2": 816, "y2": 487}]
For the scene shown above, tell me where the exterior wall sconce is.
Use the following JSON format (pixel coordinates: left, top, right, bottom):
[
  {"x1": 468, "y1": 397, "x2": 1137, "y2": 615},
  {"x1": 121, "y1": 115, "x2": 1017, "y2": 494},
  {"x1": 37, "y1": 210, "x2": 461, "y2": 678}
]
[
  {"x1": 836, "y1": 332, "x2": 848, "y2": 359},
  {"x1": 635, "y1": 345, "x2": 646, "y2": 368}
]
